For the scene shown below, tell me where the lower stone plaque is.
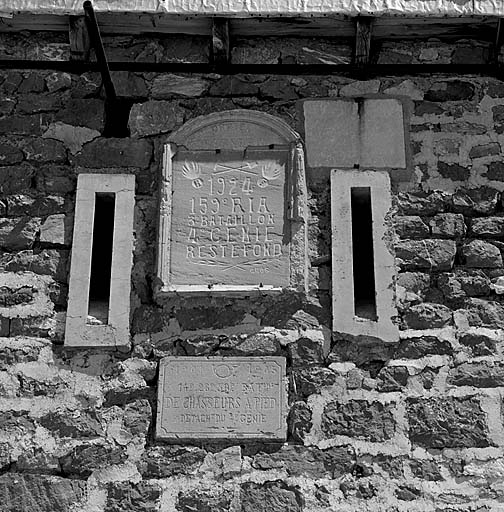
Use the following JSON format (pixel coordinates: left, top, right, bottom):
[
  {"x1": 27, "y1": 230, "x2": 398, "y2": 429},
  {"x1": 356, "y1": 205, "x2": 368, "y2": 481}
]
[{"x1": 156, "y1": 356, "x2": 287, "y2": 441}]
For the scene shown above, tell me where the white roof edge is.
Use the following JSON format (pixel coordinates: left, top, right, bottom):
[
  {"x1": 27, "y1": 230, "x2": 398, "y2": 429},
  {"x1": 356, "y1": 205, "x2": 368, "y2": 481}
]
[{"x1": 0, "y1": 0, "x2": 502, "y2": 17}]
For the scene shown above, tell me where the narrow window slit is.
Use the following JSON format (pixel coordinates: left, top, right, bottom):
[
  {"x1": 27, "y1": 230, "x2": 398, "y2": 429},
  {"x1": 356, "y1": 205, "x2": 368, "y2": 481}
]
[
  {"x1": 87, "y1": 192, "x2": 116, "y2": 325},
  {"x1": 350, "y1": 186, "x2": 377, "y2": 321}
]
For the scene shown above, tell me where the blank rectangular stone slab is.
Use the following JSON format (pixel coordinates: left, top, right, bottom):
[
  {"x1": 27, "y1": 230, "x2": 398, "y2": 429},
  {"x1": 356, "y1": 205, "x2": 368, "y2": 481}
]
[
  {"x1": 156, "y1": 356, "x2": 287, "y2": 441},
  {"x1": 361, "y1": 99, "x2": 406, "y2": 168},
  {"x1": 303, "y1": 100, "x2": 359, "y2": 168}
]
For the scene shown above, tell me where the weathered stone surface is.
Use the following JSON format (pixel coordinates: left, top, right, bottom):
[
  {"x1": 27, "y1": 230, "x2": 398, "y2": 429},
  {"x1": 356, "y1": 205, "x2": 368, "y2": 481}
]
[
  {"x1": 0, "y1": 473, "x2": 86, "y2": 512},
  {"x1": 407, "y1": 397, "x2": 490, "y2": 448},
  {"x1": 0, "y1": 114, "x2": 46, "y2": 135},
  {"x1": 176, "y1": 489, "x2": 231, "y2": 512},
  {"x1": 414, "y1": 101, "x2": 444, "y2": 115},
  {"x1": 55, "y1": 98, "x2": 105, "y2": 131},
  {"x1": 376, "y1": 366, "x2": 408, "y2": 391},
  {"x1": 60, "y1": 444, "x2": 126, "y2": 477},
  {"x1": 425, "y1": 80, "x2": 475, "y2": 102},
  {"x1": 0, "y1": 285, "x2": 34, "y2": 307},
  {"x1": 0, "y1": 249, "x2": 68, "y2": 282},
  {"x1": 0, "y1": 338, "x2": 47, "y2": 370},
  {"x1": 16, "y1": 94, "x2": 61, "y2": 114},
  {"x1": 288, "y1": 401, "x2": 312, "y2": 442},
  {"x1": 464, "y1": 298, "x2": 504, "y2": 329},
  {"x1": 430, "y1": 213, "x2": 466, "y2": 239},
  {"x1": 73, "y1": 138, "x2": 152, "y2": 168},
  {"x1": 209, "y1": 76, "x2": 259, "y2": 96},
  {"x1": 151, "y1": 74, "x2": 209, "y2": 98},
  {"x1": 259, "y1": 78, "x2": 298, "y2": 100},
  {"x1": 493, "y1": 105, "x2": 504, "y2": 134},
  {"x1": 438, "y1": 271, "x2": 491, "y2": 300},
  {"x1": 71, "y1": 72, "x2": 102, "y2": 98},
  {"x1": 39, "y1": 214, "x2": 72, "y2": 246},
  {"x1": 403, "y1": 303, "x2": 452, "y2": 329},
  {"x1": 396, "y1": 272, "x2": 431, "y2": 301},
  {"x1": 395, "y1": 484, "x2": 421, "y2": 501},
  {"x1": 128, "y1": 100, "x2": 185, "y2": 137},
  {"x1": 410, "y1": 459, "x2": 443, "y2": 481},
  {"x1": 451, "y1": 188, "x2": 499, "y2": 215},
  {"x1": 395, "y1": 239, "x2": 456, "y2": 271},
  {"x1": 19, "y1": 137, "x2": 67, "y2": 163},
  {"x1": 437, "y1": 162, "x2": 470, "y2": 181},
  {"x1": 469, "y1": 142, "x2": 500, "y2": 159},
  {"x1": 339, "y1": 79, "x2": 380, "y2": 97},
  {"x1": 19, "y1": 74, "x2": 45, "y2": 93},
  {"x1": 106, "y1": 482, "x2": 161, "y2": 512},
  {"x1": 485, "y1": 160, "x2": 504, "y2": 180},
  {"x1": 252, "y1": 445, "x2": 354, "y2": 478},
  {"x1": 292, "y1": 367, "x2": 336, "y2": 399},
  {"x1": 0, "y1": 143, "x2": 24, "y2": 165},
  {"x1": 39, "y1": 410, "x2": 103, "y2": 438},
  {"x1": 395, "y1": 216, "x2": 429, "y2": 239},
  {"x1": 447, "y1": 362, "x2": 504, "y2": 387},
  {"x1": 462, "y1": 240, "x2": 503, "y2": 268},
  {"x1": 459, "y1": 330, "x2": 497, "y2": 356},
  {"x1": 43, "y1": 122, "x2": 100, "y2": 155},
  {"x1": 395, "y1": 335, "x2": 452, "y2": 359},
  {"x1": 0, "y1": 217, "x2": 40, "y2": 250},
  {"x1": 139, "y1": 445, "x2": 206, "y2": 478},
  {"x1": 322, "y1": 400, "x2": 395, "y2": 441},
  {"x1": 240, "y1": 482, "x2": 302, "y2": 512},
  {"x1": 111, "y1": 71, "x2": 148, "y2": 97},
  {"x1": 287, "y1": 337, "x2": 325, "y2": 367},
  {"x1": 471, "y1": 217, "x2": 504, "y2": 238},
  {"x1": 45, "y1": 72, "x2": 71, "y2": 92}
]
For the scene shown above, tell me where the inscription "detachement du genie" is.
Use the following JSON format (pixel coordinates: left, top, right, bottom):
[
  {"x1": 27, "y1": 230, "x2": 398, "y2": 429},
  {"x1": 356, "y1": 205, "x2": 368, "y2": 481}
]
[
  {"x1": 156, "y1": 357, "x2": 286, "y2": 440},
  {"x1": 170, "y1": 149, "x2": 290, "y2": 287}
]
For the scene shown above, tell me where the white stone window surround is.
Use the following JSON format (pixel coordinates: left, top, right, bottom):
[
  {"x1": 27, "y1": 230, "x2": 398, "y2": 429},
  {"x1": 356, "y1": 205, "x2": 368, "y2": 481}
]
[
  {"x1": 331, "y1": 169, "x2": 398, "y2": 342},
  {"x1": 65, "y1": 173, "x2": 135, "y2": 348}
]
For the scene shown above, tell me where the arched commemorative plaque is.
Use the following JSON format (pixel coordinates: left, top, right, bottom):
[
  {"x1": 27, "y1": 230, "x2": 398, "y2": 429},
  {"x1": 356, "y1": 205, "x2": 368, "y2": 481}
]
[{"x1": 156, "y1": 110, "x2": 308, "y2": 296}]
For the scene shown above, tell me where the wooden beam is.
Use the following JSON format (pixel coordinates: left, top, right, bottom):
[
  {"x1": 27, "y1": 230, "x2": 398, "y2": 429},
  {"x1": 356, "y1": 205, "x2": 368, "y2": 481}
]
[
  {"x1": 69, "y1": 16, "x2": 90, "y2": 61},
  {"x1": 83, "y1": 1, "x2": 116, "y2": 101},
  {"x1": 354, "y1": 16, "x2": 373, "y2": 67},
  {"x1": 212, "y1": 18, "x2": 230, "y2": 65},
  {"x1": 494, "y1": 18, "x2": 504, "y2": 65}
]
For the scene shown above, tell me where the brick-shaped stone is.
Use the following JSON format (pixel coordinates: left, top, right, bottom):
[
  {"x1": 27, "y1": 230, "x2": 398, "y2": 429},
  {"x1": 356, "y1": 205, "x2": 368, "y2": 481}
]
[
  {"x1": 40, "y1": 214, "x2": 72, "y2": 246},
  {"x1": 395, "y1": 239, "x2": 456, "y2": 271},
  {"x1": 72, "y1": 138, "x2": 152, "y2": 168},
  {"x1": 430, "y1": 213, "x2": 466, "y2": 238},
  {"x1": 128, "y1": 100, "x2": 185, "y2": 137},
  {"x1": 56, "y1": 99, "x2": 105, "y2": 131},
  {"x1": 0, "y1": 217, "x2": 40, "y2": 250},
  {"x1": 447, "y1": 362, "x2": 504, "y2": 387},
  {"x1": 407, "y1": 397, "x2": 490, "y2": 448},
  {"x1": 322, "y1": 400, "x2": 395, "y2": 442},
  {"x1": 396, "y1": 216, "x2": 429, "y2": 239},
  {"x1": 462, "y1": 240, "x2": 502, "y2": 268},
  {"x1": 152, "y1": 74, "x2": 209, "y2": 98},
  {"x1": 471, "y1": 217, "x2": 504, "y2": 238},
  {"x1": 20, "y1": 138, "x2": 67, "y2": 163}
]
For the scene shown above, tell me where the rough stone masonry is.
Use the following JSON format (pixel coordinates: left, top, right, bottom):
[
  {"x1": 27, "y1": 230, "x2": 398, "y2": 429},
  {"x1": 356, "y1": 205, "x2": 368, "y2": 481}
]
[{"x1": 1, "y1": 31, "x2": 504, "y2": 512}]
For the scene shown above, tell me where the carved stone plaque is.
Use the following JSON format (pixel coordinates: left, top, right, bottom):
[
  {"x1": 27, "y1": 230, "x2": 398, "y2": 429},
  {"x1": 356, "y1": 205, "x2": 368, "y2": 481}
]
[
  {"x1": 156, "y1": 357, "x2": 287, "y2": 441},
  {"x1": 170, "y1": 149, "x2": 290, "y2": 288}
]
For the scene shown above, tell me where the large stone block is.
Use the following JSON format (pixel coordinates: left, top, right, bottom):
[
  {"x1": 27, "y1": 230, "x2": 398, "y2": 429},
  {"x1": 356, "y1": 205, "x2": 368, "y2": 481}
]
[
  {"x1": 0, "y1": 474, "x2": 86, "y2": 512},
  {"x1": 55, "y1": 98, "x2": 105, "y2": 131},
  {"x1": 0, "y1": 217, "x2": 40, "y2": 250},
  {"x1": 240, "y1": 482, "x2": 302, "y2": 512},
  {"x1": 395, "y1": 216, "x2": 429, "y2": 239},
  {"x1": 0, "y1": 114, "x2": 46, "y2": 135},
  {"x1": 430, "y1": 213, "x2": 466, "y2": 239},
  {"x1": 151, "y1": 74, "x2": 209, "y2": 98},
  {"x1": 447, "y1": 362, "x2": 504, "y2": 387},
  {"x1": 39, "y1": 214, "x2": 73, "y2": 246},
  {"x1": 470, "y1": 217, "x2": 504, "y2": 238},
  {"x1": 106, "y1": 482, "x2": 161, "y2": 512},
  {"x1": 128, "y1": 100, "x2": 185, "y2": 137},
  {"x1": 395, "y1": 239, "x2": 456, "y2": 271},
  {"x1": 403, "y1": 303, "x2": 452, "y2": 329},
  {"x1": 0, "y1": 249, "x2": 69, "y2": 282},
  {"x1": 425, "y1": 80, "x2": 475, "y2": 102},
  {"x1": 451, "y1": 187, "x2": 499, "y2": 215},
  {"x1": 407, "y1": 397, "x2": 490, "y2": 448},
  {"x1": 20, "y1": 137, "x2": 67, "y2": 163},
  {"x1": 72, "y1": 138, "x2": 152, "y2": 168},
  {"x1": 462, "y1": 240, "x2": 503, "y2": 268},
  {"x1": 0, "y1": 144, "x2": 24, "y2": 165},
  {"x1": 139, "y1": 445, "x2": 206, "y2": 478},
  {"x1": 396, "y1": 191, "x2": 447, "y2": 215},
  {"x1": 321, "y1": 400, "x2": 395, "y2": 441}
]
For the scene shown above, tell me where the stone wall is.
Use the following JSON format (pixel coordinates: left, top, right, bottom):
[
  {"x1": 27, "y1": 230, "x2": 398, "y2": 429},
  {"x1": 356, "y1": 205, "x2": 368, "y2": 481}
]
[{"x1": 1, "y1": 33, "x2": 504, "y2": 511}]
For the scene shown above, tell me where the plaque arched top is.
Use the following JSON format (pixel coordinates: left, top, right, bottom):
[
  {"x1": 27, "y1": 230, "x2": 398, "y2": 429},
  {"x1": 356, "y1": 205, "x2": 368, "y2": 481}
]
[{"x1": 168, "y1": 110, "x2": 300, "y2": 151}]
